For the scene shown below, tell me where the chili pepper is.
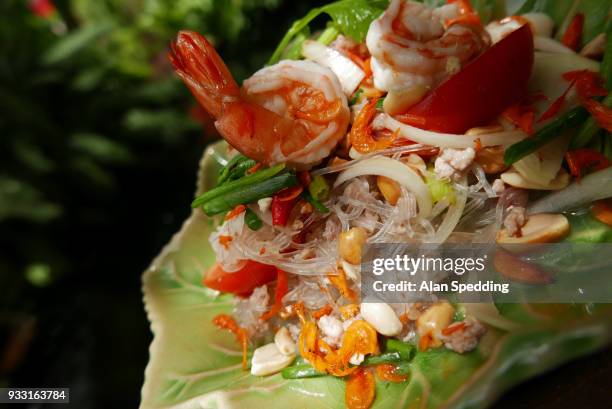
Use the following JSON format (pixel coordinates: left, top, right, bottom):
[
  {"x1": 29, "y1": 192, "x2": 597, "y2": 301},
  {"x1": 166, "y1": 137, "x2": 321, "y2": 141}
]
[
  {"x1": 538, "y1": 80, "x2": 575, "y2": 123},
  {"x1": 570, "y1": 24, "x2": 612, "y2": 148},
  {"x1": 592, "y1": 199, "x2": 612, "y2": 227},
  {"x1": 312, "y1": 304, "x2": 333, "y2": 319},
  {"x1": 260, "y1": 269, "x2": 288, "y2": 320},
  {"x1": 582, "y1": 98, "x2": 612, "y2": 132},
  {"x1": 565, "y1": 148, "x2": 611, "y2": 179},
  {"x1": 375, "y1": 363, "x2": 409, "y2": 383},
  {"x1": 277, "y1": 185, "x2": 304, "y2": 202},
  {"x1": 561, "y1": 13, "x2": 584, "y2": 51},
  {"x1": 441, "y1": 321, "x2": 467, "y2": 336},
  {"x1": 502, "y1": 102, "x2": 536, "y2": 135},
  {"x1": 271, "y1": 191, "x2": 298, "y2": 226},
  {"x1": 563, "y1": 70, "x2": 607, "y2": 102},
  {"x1": 298, "y1": 170, "x2": 312, "y2": 186},
  {"x1": 505, "y1": 106, "x2": 589, "y2": 165},
  {"x1": 225, "y1": 204, "x2": 246, "y2": 221}
]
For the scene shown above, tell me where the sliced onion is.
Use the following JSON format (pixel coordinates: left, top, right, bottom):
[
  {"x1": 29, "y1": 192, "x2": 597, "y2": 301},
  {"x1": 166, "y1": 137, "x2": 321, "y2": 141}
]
[
  {"x1": 375, "y1": 114, "x2": 527, "y2": 148},
  {"x1": 311, "y1": 144, "x2": 430, "y2": 177},
  {"x1": 513, "y1": 135, "x2": 569, "y2": 186},
  {"x1": 302, "y1": 40, "x2": 365, "y2": 96},
  {"x1": 528, "y1": 167, "x2": 612, "y2": 214},
  {"x1": 333, "y1": 156, "x2": 433, "y2": 218},
  {"x1": 534, "y1": 36, "x2": 575, "y2": 54}
]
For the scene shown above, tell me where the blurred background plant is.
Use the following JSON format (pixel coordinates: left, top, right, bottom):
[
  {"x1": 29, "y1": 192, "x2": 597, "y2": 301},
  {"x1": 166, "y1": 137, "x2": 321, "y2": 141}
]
[{"x1": 0, "y1": 0, "x2": 327, "y2": 406}]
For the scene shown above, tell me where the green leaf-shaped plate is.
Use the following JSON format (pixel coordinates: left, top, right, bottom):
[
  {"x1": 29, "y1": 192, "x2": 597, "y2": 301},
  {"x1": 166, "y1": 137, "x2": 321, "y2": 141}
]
[{"x1": 141, "y1": 141, "x2": 612, "y2": 409}]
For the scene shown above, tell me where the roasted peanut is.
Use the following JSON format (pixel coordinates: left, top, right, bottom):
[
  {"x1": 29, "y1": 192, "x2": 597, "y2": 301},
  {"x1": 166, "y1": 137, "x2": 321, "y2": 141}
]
[
  {"x1": 339, "y1": 227, "x2": 368, "y2": 265},
  {"x1": 376, "y1": 175, "x2": 401, "y2": 205}
]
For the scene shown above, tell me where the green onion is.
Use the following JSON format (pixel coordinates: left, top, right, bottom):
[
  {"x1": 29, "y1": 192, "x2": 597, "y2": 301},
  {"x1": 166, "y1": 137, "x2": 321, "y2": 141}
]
[
  {"x1": 225, "y1": 159, "x2": 257, "y2": 183},
  {"x1": 202, "y1": 173, "x2": 298, "y2": 216},
  {"x1": 571, "y1": 94, "x2": 612, "y2": 149},
  {"x1": 504, "y1": 106, "x2": 589, "y2": 165},
  {"x1": 308, "y1": 175, "x2": 330, "y2": 201},
  {"x1": 281, "y1": 364, "x2": 325, "y2": 379},
  {"x1": 350, "y1": 89, "x2": 363, "y2": 105},
  {"x1": 218, "y1": 155, "x2": 248, "y2": 185},
  {"x1": 245, "y1": 208, "x2": 263, "y2": 230},
  {"x1": 317, "y1": 25, "x2": 339, "y2": 45},
  {"x1": 362, "y1": 351, "x2": 402, "y2": 366},
  {"x1": 385, "y1": 339, "x2": 416, "y2": 361},
  {"x1": 393, "y1": 360, "x2": 411, "y2": 375},
  {"x1": 304, "y1": 191, "x2": 329, "y2": 213},
  {"x1": 571, "y1": 29, "x2": 612, "y2": 148},
  {"x1": 376, "y1": 97, "x2": 384, "y2": 110},
  {"x1": 192, "y1": 164, "x2": 285, "y2": 208},
  {"x1": 282, "y1": 351, "x2": 410, "y2": 379}
]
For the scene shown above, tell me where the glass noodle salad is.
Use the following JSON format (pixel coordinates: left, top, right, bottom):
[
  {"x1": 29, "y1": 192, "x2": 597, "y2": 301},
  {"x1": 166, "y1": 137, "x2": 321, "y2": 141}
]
[{"x1": 166, "y1": 1, "x2": 612, "y2": 408}]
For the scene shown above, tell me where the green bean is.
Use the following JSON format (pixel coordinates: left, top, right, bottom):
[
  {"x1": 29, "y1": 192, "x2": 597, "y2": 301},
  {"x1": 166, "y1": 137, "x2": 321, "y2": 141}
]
[
  {"x1": 303, "y1": 190, "x2": 329, "y2": 213},
  {"x1": 504, "y1": 106, "x2": 589, "y2": 165},
  {"x1": 385, "y1": 339, "x2": 416, "y2": 361},
  {"x1": 192, "y1": 164, "x2": 285, "y2": 208},
  {"x1": 362, "y1": 351, "x2": 402, "y2": 366},
  {"x1": 571, "y1": 94, "x2": 612, "y2": 149},
  {"x1": 202, "y1": 173, "x2": 298, "y2": 216},
  {"x1": 281, "y1": 364, "x2": 325, "y2": 379},
  {"x1": 244, "y1": 208, "x2": 263, "y2": 230}
]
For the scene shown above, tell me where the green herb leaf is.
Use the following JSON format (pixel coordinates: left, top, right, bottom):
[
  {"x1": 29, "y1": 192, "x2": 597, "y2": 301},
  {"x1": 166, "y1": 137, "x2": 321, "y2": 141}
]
[{"x1": 269, "y1": 0, "x2": 389, "y2": 64}]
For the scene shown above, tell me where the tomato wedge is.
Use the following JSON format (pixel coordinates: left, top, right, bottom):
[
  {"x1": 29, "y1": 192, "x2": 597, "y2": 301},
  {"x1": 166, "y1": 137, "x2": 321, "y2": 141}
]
[
  {"x1": 398, "y1": 24, "x2": 534, "y2": 134},
  {"x1": 204, "y1": 260, "x2": 278, "y2": 296}
]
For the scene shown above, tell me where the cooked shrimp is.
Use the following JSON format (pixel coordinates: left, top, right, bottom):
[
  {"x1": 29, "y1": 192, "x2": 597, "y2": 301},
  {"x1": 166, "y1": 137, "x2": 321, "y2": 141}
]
[
  {"x1": 365, "y1": 0, "x2": 490, "y2": 91},
  {"x1": 169, "y1": 31, "x2": 350, "y2": 169}
]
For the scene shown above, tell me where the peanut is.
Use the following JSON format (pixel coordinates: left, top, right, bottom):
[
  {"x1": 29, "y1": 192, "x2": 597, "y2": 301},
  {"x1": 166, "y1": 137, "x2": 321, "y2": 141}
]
[{"x1": 339, "y1": 227, "x2": 368, "y2": 265}]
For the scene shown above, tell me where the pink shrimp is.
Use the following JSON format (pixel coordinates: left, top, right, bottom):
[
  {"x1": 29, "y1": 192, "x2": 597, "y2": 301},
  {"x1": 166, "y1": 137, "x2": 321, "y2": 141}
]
[
  {"x1": 365, "y1": 0, "x2": 490, "y2": 91},
  {"x1": 169, "y1": 31, "x2": 350, "y2": 169}
]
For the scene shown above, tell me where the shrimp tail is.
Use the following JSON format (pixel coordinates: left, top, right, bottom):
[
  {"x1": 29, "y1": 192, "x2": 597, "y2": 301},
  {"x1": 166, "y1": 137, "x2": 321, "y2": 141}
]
[{"x1": 169, "y1": 31, "x2": 239, "y2": 118}]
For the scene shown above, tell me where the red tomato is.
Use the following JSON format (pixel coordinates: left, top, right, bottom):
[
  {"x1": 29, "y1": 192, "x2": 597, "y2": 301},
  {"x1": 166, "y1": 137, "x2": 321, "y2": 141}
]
[
  {"x1": 203, "y1": 260, "x2": 277, "y2": 296},
  {"x1": 399, "y1": 24, "x2": 534, "y2": 134}
]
